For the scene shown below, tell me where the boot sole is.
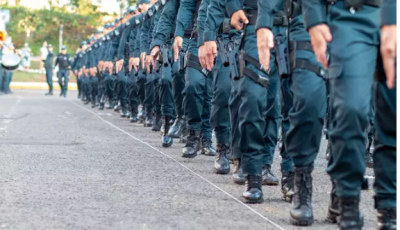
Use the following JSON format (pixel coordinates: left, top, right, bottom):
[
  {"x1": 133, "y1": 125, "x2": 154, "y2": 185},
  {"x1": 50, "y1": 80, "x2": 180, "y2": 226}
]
[
  {"x1": 290, "y1": 216, "x2": 314, "y2": 226},
  {"x1": 182, "y1": 153, "x2": 197, "y2": 158},
  {"x1": 161, "y1": 142, "x2": 173, "y2": 148},
  {"x1": 214, "y1": 168, "x2": 230, "y2": 175},
  {"x1": 263, "y1": 181, "x2": 279, "y2": 186},
  {"x1": 242, "y1": 197, "x2": 264, "y2": 204}
]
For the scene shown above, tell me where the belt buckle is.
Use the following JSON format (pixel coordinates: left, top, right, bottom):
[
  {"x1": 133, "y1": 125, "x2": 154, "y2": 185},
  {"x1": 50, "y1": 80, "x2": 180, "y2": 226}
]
[{"x1": 319, "y1": 68, "x2": 328, "y2": 79}]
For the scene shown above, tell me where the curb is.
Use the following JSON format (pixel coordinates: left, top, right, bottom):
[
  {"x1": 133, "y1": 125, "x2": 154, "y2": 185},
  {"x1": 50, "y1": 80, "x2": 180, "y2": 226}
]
[{"x1": 10, "y1": 82, "x2": 78, "y2": 90}]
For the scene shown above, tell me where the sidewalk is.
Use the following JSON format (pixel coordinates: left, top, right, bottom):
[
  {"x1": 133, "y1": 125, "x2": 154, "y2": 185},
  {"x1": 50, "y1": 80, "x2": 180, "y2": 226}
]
[{"x1": 10, "y1": 82, "x2": 77, "y2": 90}]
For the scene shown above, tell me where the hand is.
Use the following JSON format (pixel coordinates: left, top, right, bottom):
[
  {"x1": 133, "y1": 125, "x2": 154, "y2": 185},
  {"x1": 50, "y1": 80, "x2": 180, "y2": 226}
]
[
  {"x1": 309, "y1": 24, "x2": 332, "y2": 69},
  {"x1": 108, "y1": 62, "x2": 113, "y2": 74},
  {"x1": 102, "y1": 61, "x2": 108, "y2": 72},
  {"x1": 198, "y1": 45, "x2": 207, "y2": 69},
  {"x1": 146, "y1": 55, "x2": 154, "y2": 73},
  {"x1": 173, "y1": 36, "x2": 183, "y2": 62},
  {"x1": 257, "y1": 28, "x2": 274, "y2": 71},
  {"x1": 150, "y1": 46, "x2": 161, "y2": 57},
  {"x1": 381, "y1": 25, "x2": 397, "y2": 89},
  {"x1": 133, "y1": 58, "x2": 140, "y2": 72},
  {"x1": 116, "y1": 59, "x2": 124, "y2": 73},
  {"x1": 140, "y1": 52, "x2": 146, "y2": 69},
  {"x1": 98, "y1": 61, "x2": 104, "y2": 71},
  {"x1": 204, "y1": 41, "x2": 218, "y2": 71},
  {"x1": 230, "y1": 10, "x2": 248, "y2": 31},
  {"x1": 129, "y1": 57, "x2": 134, "y2": 72}
]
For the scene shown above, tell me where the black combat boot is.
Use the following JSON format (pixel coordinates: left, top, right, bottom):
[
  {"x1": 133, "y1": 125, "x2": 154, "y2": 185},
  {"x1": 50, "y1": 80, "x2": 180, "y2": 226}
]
[
  {"x1": 182, "y1": 129, "x2": 201, "y2": 158},
  {"x1": 281, "y1": 171, "x2": 294, "y2": 202},
  {"x1": 214, "y1": 144, "x2": 230, "y2": 174},
  {"x1": 169, "y1": 118, "x2": 183, "y2": 138},
  {"x1": 106, "y1": 100, "x2": 114, "y2": 109},
  {"x1": 365, "y1": 137, "x2": 373, "y2": 168},
  {"x1": 262, "y1": 165, "x2": 279, "y2": 186},
  {"x1": 290, "y1": 165, "x2": 314, "y2": 226},
  {"x1": 144, "y1": 112, "x2": 154, "y2": 127},
  {"x1": 98, "y1": 102, "x2": 105, "y2": 110},
  {"x1": 161, "y1": 116, "x2": 173, "y2": 147},
  {"x1": 152, "y1": 113, "x2": 162, "y2": 131},
  {"x1": 179, "y1": 120, "x2": 188, "y2": 143},
  {"x1": 377, "y1": 208, "x2": 396, "y2": 230},
  {"x1": 120, "y1": 107, "x2": 129, "y2": 117},
  {"x1": 242, "y1": 175, "x2": 263, "y2": 203},
  {"x1": 232, "y1": 159, "x2": 245, "y2": 185},
  {"x1": 201, "y1": 138, "x2": 216, "y2": 156},
  {"x1": 45, "y1": 91, "x2": 53, "y2": 96},
  {"x1": 138, "y1": 109, "x2": 146, "y2": 123},
  {"x1": 326, "y1": 181, "x2": 339, "y2": 223},
  {"x1": 130, "y1": 114, "x2": 139, "y2": 123},
  {"x1": 114, "y1": 103, "x2": 121, "y2": 112},
  {"x1": 338, "y1": 196, "x2": 363, "y2": 230}
]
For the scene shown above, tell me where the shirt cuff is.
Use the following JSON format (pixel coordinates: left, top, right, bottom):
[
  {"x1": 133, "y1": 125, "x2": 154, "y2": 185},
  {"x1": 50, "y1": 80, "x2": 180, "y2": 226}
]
[
  {"x1": 197, "y1": 33, "x2": 205, "y2": 47},
  {"x1": 174, "y1": 27, "x2": 185, "y2": 39},
  {"x1": 303, "y1": 8, "x2": 326, "y2": 30},
  {"x1": 203, "y1": 31, "x2": 217, "y2": 42},
  {"x1": 226, "y1": 0, "x2": 242, "y2": 17},
  {"x1": 381, "y1": 4, "x2": 396, "y2": 26},
  {"x1": 256, "y1": 15, "x2": 273, "y2": 31},
  {"x1": 153, "y1": 39, "x2": 164, "y2": 48}
]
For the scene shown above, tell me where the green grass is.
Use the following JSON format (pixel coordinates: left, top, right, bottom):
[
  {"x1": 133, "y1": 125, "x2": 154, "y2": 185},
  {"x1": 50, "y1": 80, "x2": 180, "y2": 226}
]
[{"x1": 12, "y1": 70, "x2": 77, "y2": 83}]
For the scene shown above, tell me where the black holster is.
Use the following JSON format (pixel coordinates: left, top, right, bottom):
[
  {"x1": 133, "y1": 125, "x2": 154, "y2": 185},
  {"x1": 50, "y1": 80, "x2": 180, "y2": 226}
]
[
  {"x1": 178, "y1": 50, "x2": 186, "y2": 73},
  {"x1": 274, "y1": 35, "x2": 291, "y2": 78},
  {"x1": 162, "y1": 47, "x2": 172, "y2": 67}
]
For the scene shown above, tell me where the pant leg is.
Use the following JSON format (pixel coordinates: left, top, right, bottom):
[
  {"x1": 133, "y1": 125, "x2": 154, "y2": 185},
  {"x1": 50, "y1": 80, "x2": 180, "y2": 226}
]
[
  {"x1": 229, "y1": 77, "x2": 242, "y2": 159},
  {"x1": 373, "y1": 81, "x2": 396, "y2": 209},
  {"x1": 200, "y1": 70, "x2": 214, "y2": 140},
  {"x1": 153, "y1": 72, "x2": 162, "y2": 114},
  {"x1": 210, "y1": 56, "x2": 231, "y2": 144},
  {"x1": 144, "y1": 72, "x2": 155, "y2": 112},
  {"x1": 77, "y1": 76, "x2": 82, "y2": 96},
  {"x1": 0, "y1": 68, "x2": 4, "y2": 92},
  {"x1": 160, "y1": 62, "x2": 175, "y2": 117},
  {"x1": 262, "y1": 43, "x2": 282, "y2": 166},
  {"x1": 98, "y1": 72, "x2": 105, "y2": 102},
  {"x1": 57, "y1": 71, "x2": 63, "y2": 91},
  {"x1": 326, "y1": 6, "x2": 378, "y2": 197},
  {"x1": 117, "y1": 70, "x2": 128, "y2": 108},
  {"x1": 104, "y1": 70, "x2": 115, "y2": 100},
  {"x1": 172, "y1": 60, "x2": 186, "y2": 119},
  {"x1": 46, "y1": 68, "x2": 53, "y2": 92},
  {"x1": 128, "y1": 71, "x2": 140, "y2": 115},
  {"x1": 280, "y1": 78, "x2": 294, "y2": 173},
  {"x1": 64, "y1": 70, "x2": 69, "y2": 95},
  {"x1": 237, "y1": 24, "x2": 268, "y2": 175},
  {"x1": 136, "y1": 71, "x2": 146, "y2": 106}
]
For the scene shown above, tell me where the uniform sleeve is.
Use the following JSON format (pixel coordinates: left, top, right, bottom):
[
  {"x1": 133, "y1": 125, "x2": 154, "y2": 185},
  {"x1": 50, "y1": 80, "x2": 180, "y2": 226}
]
[
  {"x1": 140, "y1": 16, "x2": 151, "y2": 54},
  {"x1": 71, "y1": 55, "x2": 77, "y2": 71},
  {"x1": 54, "y1": 55, "x2": 59, "y2": 68},
  {"x1": 153, "y1": 0, "x2": 179, "y2": 48},
  {"x1": 129, "y1": 26, "x2": 138, "y2": 58},
  {"x1": 150, "y1": 11, "x2": 161, "y2": 49},
  {"x1": 100, "y1": 40, "x2": 108, "y2": 61},
  {"x1": 117, "y1": 26, "x2": 131, "y2": 60},
  {"x1": 174, "y1": 0, "x2": 196, "y2": 38},
  {"x1": 302, "y1": 0, "x2": 327, "y2": 30},
  {"x1": 225, "y1": 0, "x2": 241, "y2": 17},
  {"x1": 134, "y1": 25, "x2": 142, "y2": 57},
  {"x1": 256, "y1": 0, "x2": 276, "y2": 30},
  {"x1": 203, "y1": 0, "x2": 226, "y2": 42},
  {"x1": 106, "y1": 33, "x2": 120, "y2": 61},
  {"x1": 197, "y1": 0, "x2": 209, "y2": 47},
  {"x1": 381, "y1": 0, "x2": 396, "y2": 26}
]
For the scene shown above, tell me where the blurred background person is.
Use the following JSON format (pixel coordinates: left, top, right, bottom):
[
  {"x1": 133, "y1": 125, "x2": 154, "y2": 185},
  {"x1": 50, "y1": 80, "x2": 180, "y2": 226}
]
[
  {"x1": 40, "y1": 41, "x2": 48, "y2": 71},
  {"x1": 21, "y1": 42, "x2": 32, "y2": 69}
]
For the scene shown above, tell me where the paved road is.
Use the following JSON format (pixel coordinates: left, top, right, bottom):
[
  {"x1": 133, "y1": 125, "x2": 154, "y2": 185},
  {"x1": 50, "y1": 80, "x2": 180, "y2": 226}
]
[{"x1": 0, "y1": 90, "x2": 376, "y2": 230}]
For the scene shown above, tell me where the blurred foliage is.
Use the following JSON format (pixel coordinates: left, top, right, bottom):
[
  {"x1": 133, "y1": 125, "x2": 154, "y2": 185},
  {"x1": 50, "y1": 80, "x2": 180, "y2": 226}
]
[{"x1": 1, "y1": 0, "x2": 109, "y2": 57}]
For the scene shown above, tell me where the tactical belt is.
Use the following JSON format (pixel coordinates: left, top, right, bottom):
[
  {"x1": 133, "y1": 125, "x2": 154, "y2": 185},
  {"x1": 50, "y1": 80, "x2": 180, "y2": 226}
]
[
  {"x1": 186, "y1": 54, "x2": 211, "y2": 76},
  {"x1": 247, "y1": 9, "x2": 289, "y2": 27},
  {"x1": 326, "y1": 0, "x2": 381, "y2": 7},
  {"x1": 289, "y1": 41, "x2": 328, "y2": 79},
  {"x1": 239, "y1": 51, "x2": 271, "y2": 88}
]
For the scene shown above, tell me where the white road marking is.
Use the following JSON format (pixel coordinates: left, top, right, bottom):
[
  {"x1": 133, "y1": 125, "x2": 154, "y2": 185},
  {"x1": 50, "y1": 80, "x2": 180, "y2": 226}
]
[{"x1": 71, "y1": 100, "x2": 286, "y2": 230}]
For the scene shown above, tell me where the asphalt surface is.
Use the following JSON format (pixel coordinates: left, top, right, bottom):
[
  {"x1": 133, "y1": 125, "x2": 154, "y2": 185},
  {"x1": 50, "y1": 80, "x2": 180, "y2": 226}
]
[{"x1": 0, "y1": 90, "x2": 377, "y2": 230}]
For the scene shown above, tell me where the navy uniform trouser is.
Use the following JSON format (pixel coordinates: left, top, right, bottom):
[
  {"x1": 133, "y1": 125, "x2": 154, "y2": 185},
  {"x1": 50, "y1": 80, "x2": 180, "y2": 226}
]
[
  {"x1": 153, "y1": 71, "x2": 161, "y2": 115},
  {"x1": 183, "y1": 38, "x2": 213, "y2": 140},
  {"x1": 326, "y1": 2, "x2": 379, "y2": 197},
  {"x1": 4, "y1": 71, "x2": 12, "y2": 93},
  {"x1": 77, "y1": 76, "x2": 82, "y2": 96},
  {"x1": 83, "y1": 76, "x2": 91, "y2": 101},
  {"x1": 45, "y1": 68, "x2": 53, "y2": 92},
  {"x1": 136, "y1": 70, "x2": 146, "y2": 109},
  {"x1": 143, "y1": 71, "x2": 155, "y2": 114},
  {"x1": 160, "y1": 38, "x2": 189, "y2": 118},
  {"x1": 57, "y1": 69, "x2": 69, "y2": 95},
  {"x1": 236, "y1": 22, "x2": 281, "y2": 175},
  {"x1": 367, "y1": 87, "x2": 375, "y2": 142},
  {"x1": 91, "y1": 76, "x2": 98, "y2": 103},
  {"x1": 103, "y1": 69, "x2": 116, "y2": 101},
  {"x1": 116, "y1": 69, "x2": 128, "y2": 108},
  {"x1": 210, "y1": 35, "x2": 232, "y2": 145},
  {"x1": 284, "y1": 14, "x2": 328, "y2": 173},
  {"x1": 127, "y1": 70, "x2": 140, "y2": 115},
  {"x1": 280, "y1": 78, "x2": 294, "y2": 173},
  {"x1": 98, "y1": 71, "x2": 105, "y2": 103},
  {"x1": 373, "y1": 81, "x2": 396, "y2": 209}
]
